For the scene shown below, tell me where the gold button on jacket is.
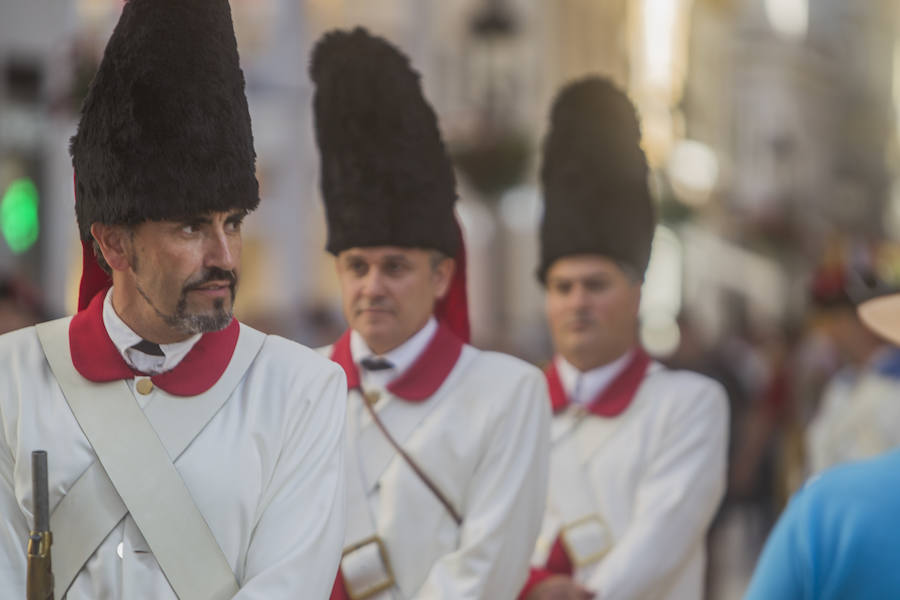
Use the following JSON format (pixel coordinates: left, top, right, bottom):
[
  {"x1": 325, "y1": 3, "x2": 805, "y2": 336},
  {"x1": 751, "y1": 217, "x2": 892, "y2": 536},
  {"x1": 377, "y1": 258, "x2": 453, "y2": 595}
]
[{"x1": 136, "y1": 378, "x2": 154, "y2": 395}]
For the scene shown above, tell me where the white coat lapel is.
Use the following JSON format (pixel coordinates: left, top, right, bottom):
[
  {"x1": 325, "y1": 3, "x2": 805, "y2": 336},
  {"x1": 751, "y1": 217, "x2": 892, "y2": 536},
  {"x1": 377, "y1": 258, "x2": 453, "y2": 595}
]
[
  {"x1": 574, "y1": 416, "x2": 622, "y2": 466},
  {"x1": 354, "y1": 388, "x2": 446, "y2": 493},
  {"x1": 551, "y1": 405, "x2": 621, "y2": 467},
  {"x1": 572, "y1": 371, "x2": 657, "y2": 465},
  {"x1": 548, "y1": 409, "x2": 613, "y2": 525},
  {"x1": 547, "y1": 414, "x2": 616, "y2": 580}
]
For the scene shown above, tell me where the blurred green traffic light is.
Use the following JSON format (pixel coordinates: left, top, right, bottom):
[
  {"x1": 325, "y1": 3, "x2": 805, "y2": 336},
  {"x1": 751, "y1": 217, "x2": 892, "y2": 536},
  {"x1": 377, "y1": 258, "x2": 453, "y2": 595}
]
[{"x1": 1, "y1": 177, "x2": 39, "y2": 254}]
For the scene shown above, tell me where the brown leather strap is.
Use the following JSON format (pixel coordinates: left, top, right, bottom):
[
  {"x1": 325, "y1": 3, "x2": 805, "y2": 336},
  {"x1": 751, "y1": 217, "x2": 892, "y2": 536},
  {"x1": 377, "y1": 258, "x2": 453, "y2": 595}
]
[{"x1": 361, "y1": 394, "x2": 463, "y2": 526}]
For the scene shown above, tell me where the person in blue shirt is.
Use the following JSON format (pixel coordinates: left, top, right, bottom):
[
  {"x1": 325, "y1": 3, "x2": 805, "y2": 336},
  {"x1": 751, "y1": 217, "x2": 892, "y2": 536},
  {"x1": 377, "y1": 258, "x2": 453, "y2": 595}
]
[
  {"x1": 745, "y1": 432, "x2": 900, "y2": 599},
  {"x1": 747, "y1": 285, "x2": 900, "y2": 599}
]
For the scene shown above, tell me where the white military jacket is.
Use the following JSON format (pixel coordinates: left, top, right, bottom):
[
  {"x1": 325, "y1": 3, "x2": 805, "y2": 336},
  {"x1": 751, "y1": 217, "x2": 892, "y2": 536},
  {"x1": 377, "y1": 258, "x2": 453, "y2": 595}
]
[
  {"x1": 807, "y1": 347, "x2": 900, "y2": 474},
  {"x1": 525, "y1": 349, "x2": 728, "y2": 600},
  {"x1": 0, "y1": 291, "x2": 347, "y2": 599},
  {"x1": 324, "y1": 322, "x2": 550, "y2": 599}
]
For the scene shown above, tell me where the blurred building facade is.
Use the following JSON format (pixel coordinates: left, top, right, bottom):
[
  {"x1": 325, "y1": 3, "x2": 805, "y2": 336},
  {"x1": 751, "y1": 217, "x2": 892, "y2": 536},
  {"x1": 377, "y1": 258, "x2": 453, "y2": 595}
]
[
  {"x1": 681, "y1": 0, "x2": 899, "y2": 344},
  {"x1": 0, "y1": 0, "x2": 899, "y2": 356}
]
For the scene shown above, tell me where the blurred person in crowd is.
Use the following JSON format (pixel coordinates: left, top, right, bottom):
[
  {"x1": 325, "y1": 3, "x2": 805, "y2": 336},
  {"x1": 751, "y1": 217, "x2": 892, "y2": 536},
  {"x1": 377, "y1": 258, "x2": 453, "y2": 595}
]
[
  {"x1": 0, "y1": 276, "x2": 44, "y2": 334},
  {"x1": 672, "y1": 303, "x2": 784, "y2": 515},
  {"x1": 310, "y1": 28, "x2": 550, "y2": 600},
  {"x1": 670, "y1": 309, "x2": 799, "y2": 598},
  {"x1": 744, "y1": 291, "x2": 900, "y2": 599},
  {"x1": 728, "y1": 318, "x2": 805, "y2": 511},
  {"x1": 0, "y1": 1, "x2": 347, "y2": 597},
  {"x1": 520, "y1": 77, "x2": 728, "y2": 600},
  {"x1": 804, "y1": 239, "x2": 900, "y2": 475}
]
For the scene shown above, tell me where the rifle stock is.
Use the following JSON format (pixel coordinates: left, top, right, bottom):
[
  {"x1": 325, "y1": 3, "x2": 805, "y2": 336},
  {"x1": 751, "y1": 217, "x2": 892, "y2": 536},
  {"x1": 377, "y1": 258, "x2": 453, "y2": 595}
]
[{"x1": 26, "y1": 450, "x2": 53, "y2": 600}]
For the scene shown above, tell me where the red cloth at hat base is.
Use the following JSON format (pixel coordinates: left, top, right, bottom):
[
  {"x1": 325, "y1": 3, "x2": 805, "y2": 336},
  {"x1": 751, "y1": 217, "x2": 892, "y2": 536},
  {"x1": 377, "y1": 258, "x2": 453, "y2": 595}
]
[
  {"x1": 78, "y1": 238, "x2": 112, "y2": 312},
  {"x1": 75, "y1": 171, "x2": 112, "y2": 313},
  {"x1": 433, "y1": 217, "x2": 470, "y2": 344}
]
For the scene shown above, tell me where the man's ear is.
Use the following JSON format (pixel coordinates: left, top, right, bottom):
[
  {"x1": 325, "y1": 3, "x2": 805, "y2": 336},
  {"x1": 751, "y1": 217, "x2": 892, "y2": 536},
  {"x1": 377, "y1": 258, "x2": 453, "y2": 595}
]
[
  {"x1": 433, "y1": 257, "x2": 456, "y2": 300},
  {"x1": 90, "y1": 223, "x2": 132, "y2": 272}
]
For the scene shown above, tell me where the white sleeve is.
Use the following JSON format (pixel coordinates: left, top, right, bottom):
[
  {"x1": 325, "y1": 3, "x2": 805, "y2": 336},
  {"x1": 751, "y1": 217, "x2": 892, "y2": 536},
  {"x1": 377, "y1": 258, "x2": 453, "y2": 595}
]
[
  {"x1": 234, "y1": 360, "x2": 347, "y2": 599},
  {"x1": 413, "y1": 368, "x2": 551, "y2": 599},
  {"x1": 805, "y1": 377, "x2": 846, "y2": 475},
  {"x1": 586, "y1": 379, "x2": 729, "y2": 599},
  {"x1": 0, "y1": 333, "x2": 27, "y2": 595},
  {"x1": 0, "y1": 437, "x2": 27, "y2": 596}
]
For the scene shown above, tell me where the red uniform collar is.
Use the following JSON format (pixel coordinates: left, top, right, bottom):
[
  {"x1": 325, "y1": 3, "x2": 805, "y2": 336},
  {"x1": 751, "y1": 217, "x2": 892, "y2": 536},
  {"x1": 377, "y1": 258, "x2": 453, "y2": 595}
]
[
  {"x1": 329, "y1": 322, "x2": 464, "y2": 402},
  {"x1": 69, "y1": 289, "x2": 240, "y2": 396},
  {"x1": 545, "y1": 349, "x2": 651, "y2": 417}
]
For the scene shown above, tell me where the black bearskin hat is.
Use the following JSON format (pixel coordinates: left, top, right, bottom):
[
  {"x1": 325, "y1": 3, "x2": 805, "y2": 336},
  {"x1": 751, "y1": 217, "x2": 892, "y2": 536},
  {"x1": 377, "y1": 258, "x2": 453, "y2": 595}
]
[
  {"x1": 70, "y1": 0, "x2": 259, "y2": 242},
  {"x1": 310, "y1": 27, "x2": 459, "y2": 257},
  {"x1": 538, "y1": 77, "x2": 655, "y2": 282}
]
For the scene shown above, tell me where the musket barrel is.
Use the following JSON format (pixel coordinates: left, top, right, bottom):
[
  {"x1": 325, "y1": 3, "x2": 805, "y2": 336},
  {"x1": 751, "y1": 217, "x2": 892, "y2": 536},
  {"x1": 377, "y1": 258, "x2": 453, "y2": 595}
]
[
  {"x1": 31, "y1": 451, "x2": 49, "y2": 532},
  {"x1": 27, "y1": 449, "x2": 53, "y2": 600}
]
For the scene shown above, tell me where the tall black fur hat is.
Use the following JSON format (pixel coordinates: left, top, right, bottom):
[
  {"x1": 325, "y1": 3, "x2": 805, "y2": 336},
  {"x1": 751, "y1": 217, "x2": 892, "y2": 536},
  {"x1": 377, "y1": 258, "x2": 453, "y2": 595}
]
[
  {"x1": 538, "y1": 77, "x2": 655, "y2": 282},
  {"x1": 310, "y1": 27, "x2": 458, "y2": 257},
  {"x1": 70, "y1": 0, "x2": 259, "y2": 242}
]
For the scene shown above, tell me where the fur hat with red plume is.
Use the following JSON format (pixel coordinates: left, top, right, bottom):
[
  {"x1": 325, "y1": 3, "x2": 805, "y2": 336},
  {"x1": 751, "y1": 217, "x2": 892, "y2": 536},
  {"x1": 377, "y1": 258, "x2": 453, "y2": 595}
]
[{"x1": 70, "y1": 0, "x2": 258, "y2": 309}]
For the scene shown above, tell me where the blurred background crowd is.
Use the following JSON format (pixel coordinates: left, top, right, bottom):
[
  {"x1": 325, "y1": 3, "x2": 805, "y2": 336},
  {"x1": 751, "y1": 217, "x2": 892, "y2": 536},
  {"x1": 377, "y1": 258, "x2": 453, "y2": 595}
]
[{"x1": 3, "y1": 0, "x2": 900, "y2": 597}]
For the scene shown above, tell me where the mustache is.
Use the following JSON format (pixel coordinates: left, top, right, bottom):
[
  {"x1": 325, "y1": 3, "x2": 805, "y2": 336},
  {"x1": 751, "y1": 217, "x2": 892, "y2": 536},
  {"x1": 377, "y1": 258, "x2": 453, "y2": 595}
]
[
  {"x1": 183, "y1": 267, "x2": 237, "y2": 292},
  {"x1": 355, "y1": 298, "x2": 392, "y2": 312},
  {"x1": 566, "y1": 311, "x2": 596, "y2": 326}
]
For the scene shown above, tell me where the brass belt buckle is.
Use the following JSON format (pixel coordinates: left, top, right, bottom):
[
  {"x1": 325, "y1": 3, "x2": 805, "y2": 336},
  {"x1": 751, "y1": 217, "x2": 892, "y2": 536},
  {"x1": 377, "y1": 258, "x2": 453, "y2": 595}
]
[
  {"x1": 560, "y1": 514, "x2": 612, "y2": 568},
  {"x1": 341, "y1": 535, "x2": 395, "y2": 600}
]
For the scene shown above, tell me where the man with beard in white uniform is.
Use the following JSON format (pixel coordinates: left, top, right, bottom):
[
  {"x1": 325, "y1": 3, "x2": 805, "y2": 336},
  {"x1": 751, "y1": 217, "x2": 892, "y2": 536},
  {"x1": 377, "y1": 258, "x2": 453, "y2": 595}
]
[
  {"x1": 309, "y1": 28, "x2": 551, "y2": 600},
  {"x1": 0, "y1": 1, "x2": 346, "y2": 597},
  {"x1": 520, "y1": 77, "x2": 729, "y2": 600}
]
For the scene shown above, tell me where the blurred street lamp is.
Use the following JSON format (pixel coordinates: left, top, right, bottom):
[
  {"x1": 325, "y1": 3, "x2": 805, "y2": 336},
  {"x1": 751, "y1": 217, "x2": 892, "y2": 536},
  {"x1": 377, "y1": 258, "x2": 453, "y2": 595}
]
[
  {"x1": 453, "y1": 0, "x2": 530, "y2": 200},
  {"x1": 450, "y1": 0, "x2": 532, "y2": 348}
]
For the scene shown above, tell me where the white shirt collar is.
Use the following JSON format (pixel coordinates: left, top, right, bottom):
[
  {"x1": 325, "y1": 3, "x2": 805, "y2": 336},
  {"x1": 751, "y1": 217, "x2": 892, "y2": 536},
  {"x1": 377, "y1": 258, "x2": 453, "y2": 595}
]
[
  {"x1": 555, "y1": 350, "x2": 634, "y2": 406},
  {"x1": 102, "y1": 288, "x2": 201, "y2": 375},
  {"x1": 350, "y1": 317, "x2": 438, "y2": 390}
]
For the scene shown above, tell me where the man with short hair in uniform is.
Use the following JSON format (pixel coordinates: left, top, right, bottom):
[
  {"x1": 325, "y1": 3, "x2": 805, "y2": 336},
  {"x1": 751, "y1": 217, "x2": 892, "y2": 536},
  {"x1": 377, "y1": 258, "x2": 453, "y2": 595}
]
[
  {"x1": 520, "y1": 77, "x2": 729, "y2": 600},
  {"x1": 310, "y1": 28, "x2": 551, "y2": 600},
  {"x1": 0, "y1": 1, "x2": 346, "y2": 597}
]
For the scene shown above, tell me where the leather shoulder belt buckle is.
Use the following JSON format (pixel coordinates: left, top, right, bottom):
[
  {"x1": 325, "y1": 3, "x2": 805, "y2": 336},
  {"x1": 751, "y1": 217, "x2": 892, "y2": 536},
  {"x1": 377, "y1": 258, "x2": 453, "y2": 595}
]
[
  {"x1": 560, "y1": 514, "x2": 613, "y2": 568},
  {"x1": 341, "y1": 535, "x2": 396, "y2": 600}
]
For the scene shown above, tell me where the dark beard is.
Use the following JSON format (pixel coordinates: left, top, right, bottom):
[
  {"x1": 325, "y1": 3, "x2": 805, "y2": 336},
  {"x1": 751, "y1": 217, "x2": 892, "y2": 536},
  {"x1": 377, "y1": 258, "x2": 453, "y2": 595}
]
[{"x1": 136, "y1": 267, "x2": 237, "y2": 335}]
